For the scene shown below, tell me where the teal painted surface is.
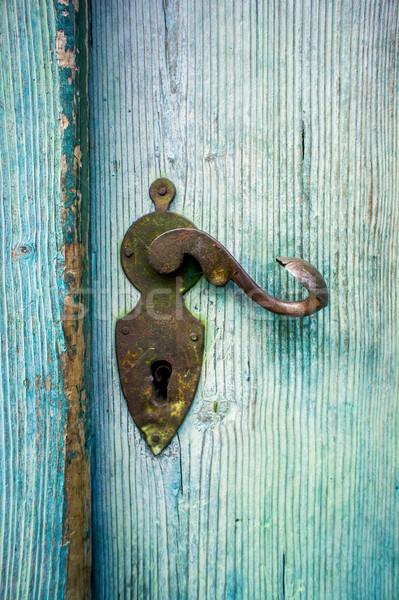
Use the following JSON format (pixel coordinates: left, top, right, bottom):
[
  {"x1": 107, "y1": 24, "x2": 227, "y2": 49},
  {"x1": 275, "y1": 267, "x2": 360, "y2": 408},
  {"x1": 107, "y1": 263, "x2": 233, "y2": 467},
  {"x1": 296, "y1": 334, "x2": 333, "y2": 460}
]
[
  {"x1": 0, "y1": 1, "x2": 87, "y2": 597},
  {"x1": 89, "y1": 0, "x2": 399, "y2": 598}
]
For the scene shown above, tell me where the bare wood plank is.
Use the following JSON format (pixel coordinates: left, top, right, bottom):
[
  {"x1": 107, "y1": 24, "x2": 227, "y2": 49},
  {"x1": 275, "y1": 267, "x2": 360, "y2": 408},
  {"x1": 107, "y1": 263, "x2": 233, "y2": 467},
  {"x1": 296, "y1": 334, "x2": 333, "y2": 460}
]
[{"x1": 89, "y1": 0, "x2": 399, "y2": 598}]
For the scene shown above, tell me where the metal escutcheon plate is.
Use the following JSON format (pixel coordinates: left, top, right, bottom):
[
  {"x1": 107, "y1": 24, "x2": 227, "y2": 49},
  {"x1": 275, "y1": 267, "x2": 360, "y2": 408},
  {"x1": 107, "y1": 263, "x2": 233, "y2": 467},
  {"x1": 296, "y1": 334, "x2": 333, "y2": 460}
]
[{"x1": 115, "y1": 179, "x2": 204, "y2": 455}]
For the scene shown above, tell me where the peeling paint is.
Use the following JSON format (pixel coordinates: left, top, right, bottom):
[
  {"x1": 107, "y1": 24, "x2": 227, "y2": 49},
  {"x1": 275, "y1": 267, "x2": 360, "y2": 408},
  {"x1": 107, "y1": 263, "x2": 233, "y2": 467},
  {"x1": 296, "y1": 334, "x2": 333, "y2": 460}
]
[
  {"x1": 74, "y1": 144, "x2": 82, "y2": 167},
  {"x1": 55, "y1": 1, "x2": 91, "y2": 598},
  {"x1": 61, "y1": 153, "x2": 68, "y2": 175},
  {"x1": 56, "y1": 30, "x2": 76, "y2": 80},
  {"x1": 59, "y1": 112, "x2": 69, "y2": 130}
]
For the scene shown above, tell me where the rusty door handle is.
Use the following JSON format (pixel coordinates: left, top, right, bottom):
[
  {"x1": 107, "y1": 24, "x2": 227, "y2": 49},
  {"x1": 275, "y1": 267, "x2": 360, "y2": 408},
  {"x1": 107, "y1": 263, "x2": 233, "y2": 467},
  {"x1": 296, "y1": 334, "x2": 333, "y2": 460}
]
[
  {"x1": 148, "y1": 228, "x2": 328, "y2": 317},
  {"x1": 116, "y1": 178, "x2": 329, "y2": 455}
]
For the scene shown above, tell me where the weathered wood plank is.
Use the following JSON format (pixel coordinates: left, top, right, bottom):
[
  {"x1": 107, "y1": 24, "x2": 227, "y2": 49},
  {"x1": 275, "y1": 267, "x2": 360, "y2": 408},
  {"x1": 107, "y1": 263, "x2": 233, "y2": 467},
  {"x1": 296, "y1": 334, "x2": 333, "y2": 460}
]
[
  {"x1": 57, "y1": 2, "x2": 91, "y2": 598},
  {"x1": 89, "y1": 0, "x2": 399, "y2": 598},
  {"x1": 0, "y1": 1, "x2": 90, "y2": 598}
]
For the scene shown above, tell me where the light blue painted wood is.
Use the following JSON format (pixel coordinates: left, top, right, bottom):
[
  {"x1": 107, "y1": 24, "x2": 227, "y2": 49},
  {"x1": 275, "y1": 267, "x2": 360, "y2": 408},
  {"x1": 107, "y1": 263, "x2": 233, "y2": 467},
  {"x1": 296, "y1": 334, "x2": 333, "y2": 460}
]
[
  {"x1": 89, "y1": 0, "x2": 399, "y2": 598},
  {"x1": 0, "y1": 1, "x2": 89, "y2": 598}
]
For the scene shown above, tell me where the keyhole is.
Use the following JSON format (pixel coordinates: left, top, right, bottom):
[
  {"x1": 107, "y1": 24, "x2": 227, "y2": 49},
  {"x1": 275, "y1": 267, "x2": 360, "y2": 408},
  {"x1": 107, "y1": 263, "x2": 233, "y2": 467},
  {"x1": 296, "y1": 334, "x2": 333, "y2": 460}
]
[{"x1": 151, "y1": 360, "x2": 172, "y2": 404}]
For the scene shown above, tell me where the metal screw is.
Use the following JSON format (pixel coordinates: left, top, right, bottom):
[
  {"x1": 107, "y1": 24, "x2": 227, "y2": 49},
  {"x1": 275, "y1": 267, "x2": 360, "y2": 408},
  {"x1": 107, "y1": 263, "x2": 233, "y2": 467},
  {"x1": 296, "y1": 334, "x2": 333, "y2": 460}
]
[
  {"x1": 152, "y1": 434, "x2": 160, "y2": 443},
  {"x1": 124, "y1": 247, "x2": 134, "y2": 257},
  {"x1": 190, "y1": 333, "x2": 198, "y2": 341},
  {"x1": 122, "y1": 326, "x2": 129, "y2": 335},
  {"x1": 158, "y1": 186, "x2": 167, "y2": 196}
]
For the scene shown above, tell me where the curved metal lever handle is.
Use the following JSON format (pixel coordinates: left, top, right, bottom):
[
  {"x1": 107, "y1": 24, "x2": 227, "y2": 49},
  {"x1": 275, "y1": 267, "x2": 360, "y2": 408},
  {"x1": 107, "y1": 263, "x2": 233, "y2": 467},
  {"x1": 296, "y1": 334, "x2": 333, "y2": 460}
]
[{"x1": 148, "y1": 228, "x2": 328, "y2": 317}]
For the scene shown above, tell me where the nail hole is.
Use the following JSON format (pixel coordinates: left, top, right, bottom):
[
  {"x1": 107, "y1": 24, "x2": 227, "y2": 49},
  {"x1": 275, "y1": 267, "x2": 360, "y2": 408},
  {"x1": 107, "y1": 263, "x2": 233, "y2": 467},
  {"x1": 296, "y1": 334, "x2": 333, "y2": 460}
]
[{"x1": 151, "y1": 360, "x2": 172, "y2": 404}]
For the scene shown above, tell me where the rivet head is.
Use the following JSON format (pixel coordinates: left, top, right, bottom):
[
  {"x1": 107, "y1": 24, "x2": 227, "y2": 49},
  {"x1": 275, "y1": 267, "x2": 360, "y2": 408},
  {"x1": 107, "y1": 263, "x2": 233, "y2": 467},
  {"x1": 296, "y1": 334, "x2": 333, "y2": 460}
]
[
  {"x1": 152, "y1": 434, "x2": 160, "y2": 443},
  {"x1": 122, "y1": 326, "x2": 129, "y2": 335},
  {"x1": 124, "y1": 247, "x2": 134, "y2": 257},
  {"x1": 149, "y1": 178, "x2": 176, "y2": 212},
  {"x1": 190, "y1": 333, "x2": 198, "y2": 341}
]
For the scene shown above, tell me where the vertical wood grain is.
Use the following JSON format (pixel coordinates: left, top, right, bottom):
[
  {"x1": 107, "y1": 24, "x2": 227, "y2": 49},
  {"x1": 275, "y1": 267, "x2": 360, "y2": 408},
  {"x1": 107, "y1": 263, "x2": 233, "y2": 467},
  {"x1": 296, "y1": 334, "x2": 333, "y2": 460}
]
[
  {"x1": 0, "y1": 1, "x2": 90, "y2": 598},
  {"x1": 89, "y1": 0, "x2": 399, "y2": 598},
  {"x1": 58, "y1": 2, "x2": 91, "y2": 598}
]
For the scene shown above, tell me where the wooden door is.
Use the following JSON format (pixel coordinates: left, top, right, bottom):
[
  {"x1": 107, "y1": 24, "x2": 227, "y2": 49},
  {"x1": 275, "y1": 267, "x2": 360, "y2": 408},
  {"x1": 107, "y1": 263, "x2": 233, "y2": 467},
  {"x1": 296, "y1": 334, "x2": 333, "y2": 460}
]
[
  {"x1": 1, "y1": 0, "x2": 398, "y2": 598},
  {"x1": 89, "y1": 1, "x2": 399, "y2": 598}
]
